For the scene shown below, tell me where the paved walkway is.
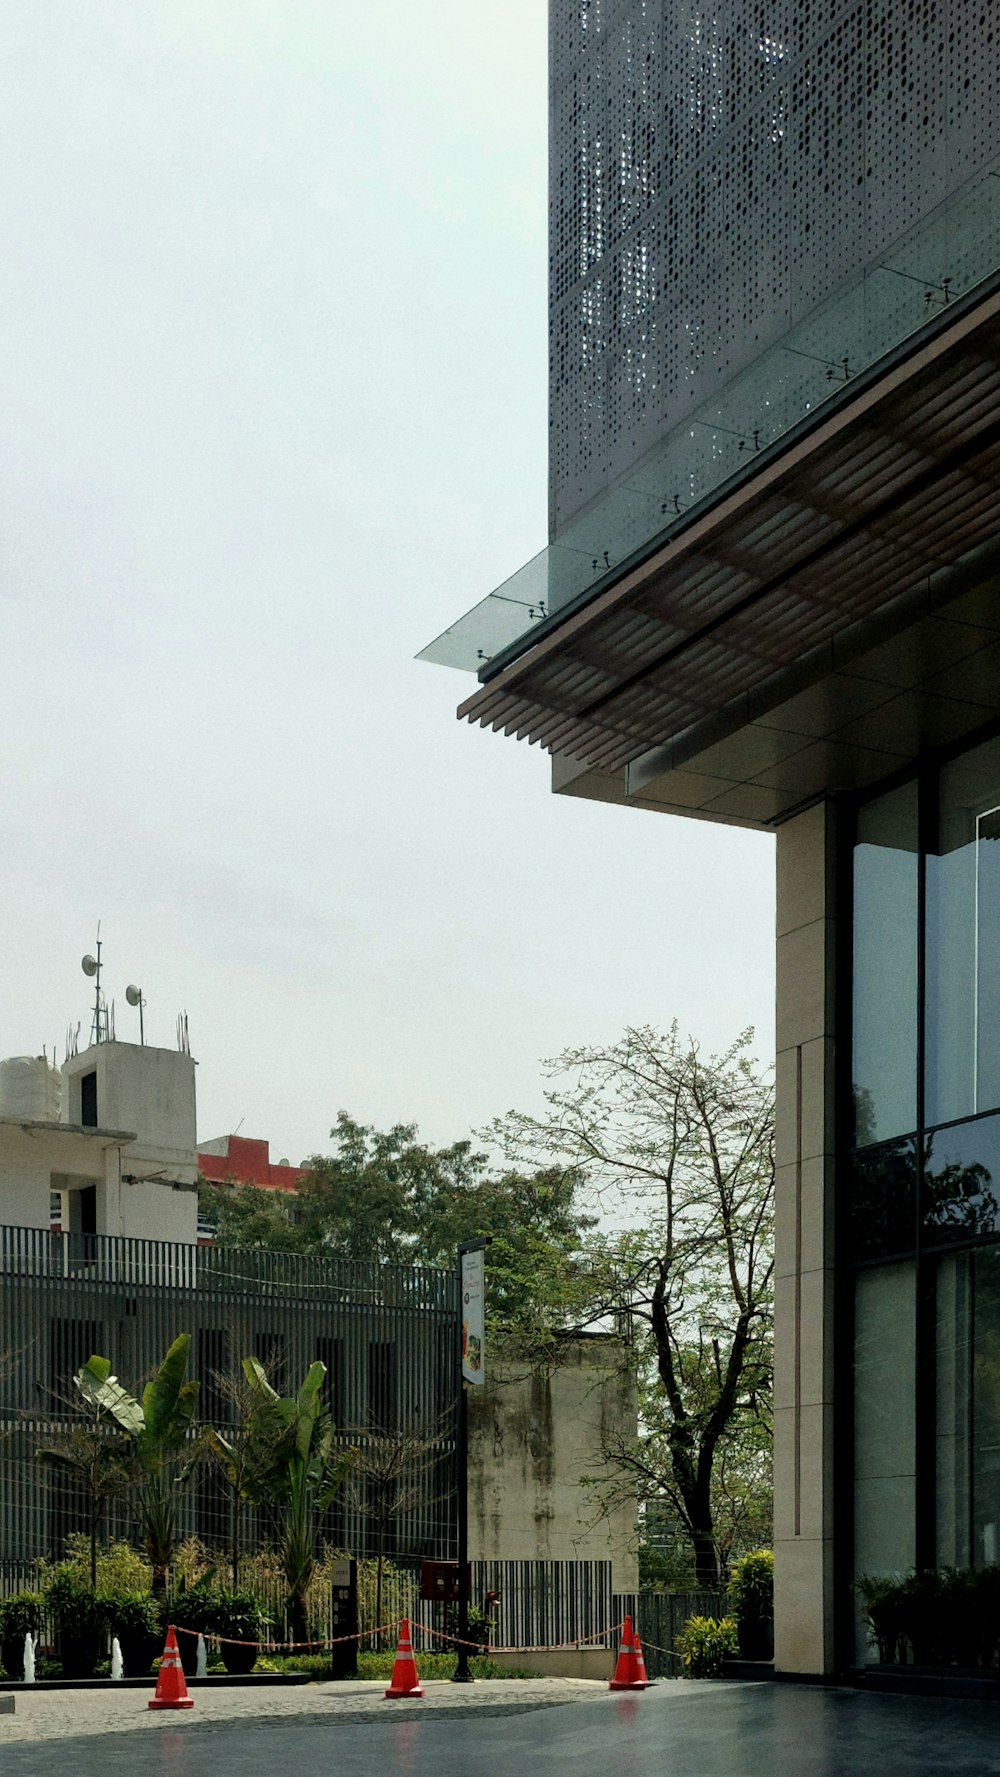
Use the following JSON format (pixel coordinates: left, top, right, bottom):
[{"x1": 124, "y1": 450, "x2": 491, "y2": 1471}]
[
  {"x1": 0, "y1": 1676, "x2": 605, "y2": 1742},
  {"x1": 4, "y1": 1678, "x2": 1000, "y2": 1775}
]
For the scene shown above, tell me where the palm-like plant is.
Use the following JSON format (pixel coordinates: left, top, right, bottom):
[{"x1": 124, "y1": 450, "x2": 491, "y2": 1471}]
[
  {"x1": 77, "y1": 1336, "x2": 199, "y2": 1596},
  {"x1": 241, "y1": 1358, "x2": 352, "y2": 1644},
  {"x1": 35, "y1": 1377, "x2": 137, "y2": 1586}
]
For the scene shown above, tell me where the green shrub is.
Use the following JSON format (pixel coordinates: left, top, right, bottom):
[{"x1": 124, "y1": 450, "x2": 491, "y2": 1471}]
[
  {"x1": 99, "y1": 1589, "x2": 162, "y2": 1676},
  {"x1": 0, "y1": 1591, "x2": 44, "y2": 1679},
  {"x1": 728, "y1": 1550, "x2": 774, "y2": 1624},
  {"x1": 676, "y1": 1614, "x2": 739, "y2": 1678},
  {"x1": 856, "y1": 1574, "x2": 907, "y2": 1664},
  {"x1": 728, "y1": 1549, "x2": 774, "y2": 1659},
  {"x1": 43, "y1": 1569, "x2": 107, "y2": 1679},
  {"x1": 0, "y1": 1591, "x2": 44, "y2": 1641},
  {"x1": 169, "y1": 1577, "x2": 220, "y2": 1637},
  {"x1": 59, "y1": 1535, "x2": 153, "y2": 1593}
]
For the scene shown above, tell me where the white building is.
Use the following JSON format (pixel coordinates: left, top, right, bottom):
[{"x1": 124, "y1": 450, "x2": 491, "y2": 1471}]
[{"x1": 0, "y1": 1042, "x2": 198, "y2": 1245}]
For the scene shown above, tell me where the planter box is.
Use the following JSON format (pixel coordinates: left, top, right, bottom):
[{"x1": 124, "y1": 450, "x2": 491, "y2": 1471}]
[{"x1": 855, "y1": 1664, "x2": 1000, "y2": 1701}]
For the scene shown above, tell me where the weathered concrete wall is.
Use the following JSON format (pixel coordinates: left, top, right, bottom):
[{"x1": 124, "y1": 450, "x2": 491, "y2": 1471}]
[{"x1": 467, "y1": 1338, "x2": 638, "y2": 1593}]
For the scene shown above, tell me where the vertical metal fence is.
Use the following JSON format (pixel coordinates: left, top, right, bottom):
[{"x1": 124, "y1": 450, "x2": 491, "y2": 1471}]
[
  {"x1": 618, "y1": 1590, "x2": 730, "y2": 1677},
  {"x1": 0, "y1": 1224, "x2": 459, "y2": 1568}
]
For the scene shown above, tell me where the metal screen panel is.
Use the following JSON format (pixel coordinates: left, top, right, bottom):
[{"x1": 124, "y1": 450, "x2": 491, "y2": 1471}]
[
  {"x1": 0, "y1": 1226, "x2": 458, "y2": 1569},
  {"x1": 550, "y1": 0, "x2": 1000, "y2": 530}
]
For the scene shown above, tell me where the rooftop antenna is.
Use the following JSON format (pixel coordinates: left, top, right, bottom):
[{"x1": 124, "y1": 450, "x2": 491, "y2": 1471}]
[
  {"x1": 81, "y1": 925, "x2": 109, "y2": 1045},
  {"x1": 125, "y1": 984, "x2": 145, "y2": 1045}
]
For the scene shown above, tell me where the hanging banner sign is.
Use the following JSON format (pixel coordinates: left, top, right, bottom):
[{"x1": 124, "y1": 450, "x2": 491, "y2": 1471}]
[{"x1": 461, "y1": 1247, "x2": 485, "y2": 1387}]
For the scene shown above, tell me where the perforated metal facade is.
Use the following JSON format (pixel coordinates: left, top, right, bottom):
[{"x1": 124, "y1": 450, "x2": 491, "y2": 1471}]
[{"x1": 550, "y1": 1, "x2": 1000, "y2": 533}]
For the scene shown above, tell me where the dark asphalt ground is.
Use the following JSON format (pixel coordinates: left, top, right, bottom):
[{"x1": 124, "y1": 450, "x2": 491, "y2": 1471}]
[{"x1": 5, "y1": 1682, "x2": 1000, "y2": 1776}]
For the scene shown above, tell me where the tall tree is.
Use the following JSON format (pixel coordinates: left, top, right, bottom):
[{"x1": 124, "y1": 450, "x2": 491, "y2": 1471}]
[
  {"x1": 487, "y1": 1025, "x2": 774, "y2": 1584},
  {"x1": 200, "y1": 1115, "x2": 596, "y2": 1347}
]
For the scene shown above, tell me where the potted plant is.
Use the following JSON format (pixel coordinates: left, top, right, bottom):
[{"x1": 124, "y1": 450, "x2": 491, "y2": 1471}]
[
  {"x1": 0, "y1": 1592, "x2": 44, "y2": 1680},
  {"x1": 675, "y1": 1613, "x2": 739, "y2": 1678},
  {"x1": 728, "y1": 1550, "x2": 774, "y2": 1661},
  {"x1": 211, "y1": 1591, "x2": 273, "y2": 1675},
  {"x1": 99, "y1": 1588, "x2": 161, "y2": 1677},
  {"x1": 167, "y1": 1576, "x2": 220, "y2": 1676},
  {"x1": 44, "y1": 1569, "x2": 105, "y2": 1680}
]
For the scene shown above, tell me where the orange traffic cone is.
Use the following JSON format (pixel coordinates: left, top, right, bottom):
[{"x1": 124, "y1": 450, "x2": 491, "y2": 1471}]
[
  {"x1": 384, "y1": 1618, "x2": 425, "y2": 1699},
  {"x1": 148, "y1": 1625, "x2": 195, "y2": 1710},
  {"x1": 609, "y1": 1616, "x2": 648, "y2": 1692}
]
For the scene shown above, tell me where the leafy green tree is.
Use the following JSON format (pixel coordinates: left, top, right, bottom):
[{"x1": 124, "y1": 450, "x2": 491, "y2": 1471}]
[
  {"x1": 487, "y1": 1025, "x2": 774, "y2": 1585},
  {"x1": 240, "y1": 1357, "x2": 350, "y2": 1643},
  {"x1": 200, "y1": 1114, "x2": 596, "y2": 1349},
  {"x1": 77, "y1": 1337, "x2": 199, "y2": 1596}
]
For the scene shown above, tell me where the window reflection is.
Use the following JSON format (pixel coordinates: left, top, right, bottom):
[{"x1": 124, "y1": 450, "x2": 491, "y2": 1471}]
[
  {"x1": 927, "y1": 737, "x2": 1000, "y2": 1127},
  {"x1": 923, "y1": 1115, "x2": 1000, "y2": 1246},
  {"x1": 936, "y1": 1248, "x2": 1000, "y2": 1569},
  {"x1": 852, "y1": 782, "x2": 918, "y2": 1146},
  {"x1": 850, "y1": 1137, "x2": 918, "y2": 1261}
]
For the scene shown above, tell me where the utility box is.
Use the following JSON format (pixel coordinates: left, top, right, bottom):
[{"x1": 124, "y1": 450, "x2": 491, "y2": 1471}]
[
  {"x1": 419, "y1": 1560, "x2": 469, "y2": 1604},
  {"x1": 329, "y1": 1556, "x2": 358, "y2": 1678}
]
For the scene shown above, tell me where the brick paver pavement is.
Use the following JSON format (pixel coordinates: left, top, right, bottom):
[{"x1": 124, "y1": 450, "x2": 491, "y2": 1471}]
[{"x1": 0, "y1": 1677, "x2": 610, "y2": 1742}]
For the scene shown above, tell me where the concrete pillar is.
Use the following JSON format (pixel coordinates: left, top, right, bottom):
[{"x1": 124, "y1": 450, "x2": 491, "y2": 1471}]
[{"x1": 773, "y1": 799, "x2": 837, "y2": 1675}]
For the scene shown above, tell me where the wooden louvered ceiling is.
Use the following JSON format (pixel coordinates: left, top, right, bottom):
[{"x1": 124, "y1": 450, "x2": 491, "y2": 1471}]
[{"x1": 459, "y1": 288, "x2": 1000, "y2": 780}]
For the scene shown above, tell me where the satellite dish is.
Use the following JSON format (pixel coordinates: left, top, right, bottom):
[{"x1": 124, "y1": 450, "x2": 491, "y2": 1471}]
[
  {"x1": 125, "y1": 985, "x2": 142, "y2": 1007},
  {"x1": 81, "y1": 955, "x2": 98, "y2": 978}
]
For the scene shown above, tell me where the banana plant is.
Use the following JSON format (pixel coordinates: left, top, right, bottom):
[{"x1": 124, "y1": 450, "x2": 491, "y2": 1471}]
[
  {"x1": 240, "y1": 1358, "x2": 352, "y2": 1643},
  {"x1": 78, "y1": 1335, "x2": 199, "y2": 1595},
  {"x1": 35, "y1": 1364, "x2": 138, "y2": 1586}
]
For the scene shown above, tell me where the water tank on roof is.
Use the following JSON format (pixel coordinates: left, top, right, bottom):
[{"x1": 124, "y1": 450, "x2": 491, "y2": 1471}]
[{"x1": 0, "y1": 1056, "x2": 62, "y2": 1122}]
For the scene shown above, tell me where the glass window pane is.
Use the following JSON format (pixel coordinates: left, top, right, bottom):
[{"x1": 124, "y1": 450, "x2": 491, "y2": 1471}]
[
  {"x1": 923, "y1": 1113, "x2": 1000, "y2": 1248},
  {"x1": 936, "y1": 1252, "x2": 971, "y2": 1569},
  {"x1": 927, "y1": 736, "x2": 1000, "y2": 1126},
  {"x1": 853, "y1": 782, "x2": 918, "y2": 1146},
  {"x1": 850, "y1": 1137, "x2": 918, "y2": 1261},
  {"x1": 973, "y1": 1249, "x2": 1000, "y2": 1567},
  {"x1": 854, "y1": 1261, "x2": 916, "y2": 1659},
  {"x1": 936, "y1": 1247, "x2": 1000, "y2": 1569}
]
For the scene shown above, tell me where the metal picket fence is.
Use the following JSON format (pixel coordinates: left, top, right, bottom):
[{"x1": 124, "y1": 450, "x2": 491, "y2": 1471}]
[
  {"x1": 617, "y1": 1590, "x2": 729, "y2": 1678},
  {"x1": 0, "y1": 1555, "x2": 622, "y2": 1658}
]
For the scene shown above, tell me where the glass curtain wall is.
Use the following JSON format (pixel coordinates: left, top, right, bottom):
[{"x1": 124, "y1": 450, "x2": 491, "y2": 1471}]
[{"x1": 851, "y1": 733, "x2": 1000, "y2": 1660}]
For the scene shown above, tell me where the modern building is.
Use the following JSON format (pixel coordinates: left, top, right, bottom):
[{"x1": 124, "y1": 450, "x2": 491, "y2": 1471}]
[{"x1": 423, "y1": 5, "x2": 1000, "y2": 1675}]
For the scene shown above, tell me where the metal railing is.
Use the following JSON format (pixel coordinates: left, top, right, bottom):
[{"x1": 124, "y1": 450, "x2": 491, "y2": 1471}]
[{"x1": 0, "y1": 1225, "x2": 454, "y2": 1308}]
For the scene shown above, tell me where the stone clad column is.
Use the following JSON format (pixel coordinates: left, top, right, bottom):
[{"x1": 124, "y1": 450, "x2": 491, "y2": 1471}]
[{"x1": 773, "y1": 800, "x2": 838, "y2": 1674}]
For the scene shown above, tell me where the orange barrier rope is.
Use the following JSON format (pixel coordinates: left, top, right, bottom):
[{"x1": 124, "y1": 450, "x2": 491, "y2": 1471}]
[
  {"x1": 406, "y1": 1619, "x2": 626, "y2": 1656},
  {"x1": 171, "y1": 1622, "x2": 399, "y2": 1650},
  {"x1": 170, "y1": 1617, "x2": 628, "y2": 1656}
]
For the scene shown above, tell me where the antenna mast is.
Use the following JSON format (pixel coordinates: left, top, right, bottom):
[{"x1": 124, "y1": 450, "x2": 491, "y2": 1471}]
[{"x1": 81, "y1": 925, "x2": 108, "y2": 1045}]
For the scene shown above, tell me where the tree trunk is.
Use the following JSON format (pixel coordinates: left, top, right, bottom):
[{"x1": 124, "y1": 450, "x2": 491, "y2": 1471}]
[
  {"x1": 290, "y1": 1595, "x2": 309, "y2": 1648},
  {"x1": 231, "y1": 1495, "x2": 241, "y2": 1592},
  {"x1": 691, "y1": 1527, "x2": 720, "y2": 1588}
]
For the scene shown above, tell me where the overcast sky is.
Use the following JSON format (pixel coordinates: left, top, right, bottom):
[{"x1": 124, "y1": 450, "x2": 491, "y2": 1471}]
[{"x1": 0, "y1": 3, "x2": 775, "y2": 1164}]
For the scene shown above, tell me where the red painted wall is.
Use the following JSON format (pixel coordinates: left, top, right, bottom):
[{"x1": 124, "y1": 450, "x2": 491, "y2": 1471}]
[{"x1": 197, "y1": 1135, "x2": 307, "y2": 1194}]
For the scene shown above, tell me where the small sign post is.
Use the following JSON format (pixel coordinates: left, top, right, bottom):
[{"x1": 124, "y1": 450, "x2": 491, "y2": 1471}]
[{"x1": 453, "y1": 1236, "x2": 491, "y2": 1682}]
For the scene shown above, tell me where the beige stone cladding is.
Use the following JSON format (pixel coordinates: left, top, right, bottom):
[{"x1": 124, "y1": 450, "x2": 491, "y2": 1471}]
[{"x1": 773, "y1": 799, "x2": 837, "y2": 1675}]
